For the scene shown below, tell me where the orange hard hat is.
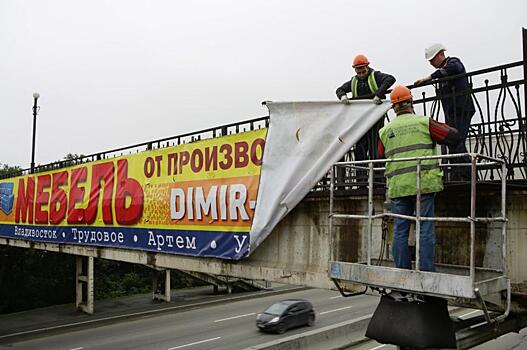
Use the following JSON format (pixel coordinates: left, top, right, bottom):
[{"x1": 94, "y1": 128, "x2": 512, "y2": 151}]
[
  {"x1": 390, "y1": 85, "x2": 413, "y2": 105},
  {"x1": 352, "y1": 54, "x2": 370, "y2": 68}
]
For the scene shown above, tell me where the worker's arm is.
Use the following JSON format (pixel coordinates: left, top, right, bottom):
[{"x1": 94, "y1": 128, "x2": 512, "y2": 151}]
[
  {"x1": 336, "y1": 80, "x2": 352, "y2": 100},
  {"x1": 430, "y1": 57, "x2": 465, "y2": 79},
  {"x1": 379, "y1": 120, "x2": 460, "y2": 157},
  {"x1": 373, "y1": 71, "x2": 396, "y2": 99},
  {"x1": 429, "y1": 118, "x2": 462, "y2": 146}
]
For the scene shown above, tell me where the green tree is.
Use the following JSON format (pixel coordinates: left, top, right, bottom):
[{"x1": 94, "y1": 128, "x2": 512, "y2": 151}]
[
  {"x1": 0, "y1": 163, "x2": 22, "y2": 178},
  {"x1": 64, "y1": 153, "x2": 84, "y2": 160},
  {"x1": 0, "y1": 247, "x2": 76, "y2": 313},
  {"x1": 60, "y1": 153, "x2": 86, "y2": 168}
]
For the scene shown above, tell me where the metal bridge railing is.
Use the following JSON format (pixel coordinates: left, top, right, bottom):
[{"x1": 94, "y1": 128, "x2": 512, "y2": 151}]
[
  {"x1": 0, "y1": 116, "x2": 269, "y2": 180},
  {"x1": 2, "y1": 58, "x2": 524, "y2": 186},
  {"x1": 412, "y1": 60, "x2": 526, "y2": 182},
  {"x1": 314, "y1": 59, "x2": 526, "y2": 191}
]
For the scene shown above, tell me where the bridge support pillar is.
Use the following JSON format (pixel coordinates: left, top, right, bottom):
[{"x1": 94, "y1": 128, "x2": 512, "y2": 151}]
[
  {"x1": 75, "y1": 256, "x2": 94, "y2": 314},
  {"x1": 152, "y1": 269, "x2": 171, "y2": 302}
]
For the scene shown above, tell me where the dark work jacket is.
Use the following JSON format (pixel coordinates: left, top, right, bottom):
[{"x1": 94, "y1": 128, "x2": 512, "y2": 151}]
[
  {"x1": 430, "y1": 56, "x2": 476, "y2": 119},
  {"x1": 335, "y1": 68, "x2": 396, "y2": 100}
]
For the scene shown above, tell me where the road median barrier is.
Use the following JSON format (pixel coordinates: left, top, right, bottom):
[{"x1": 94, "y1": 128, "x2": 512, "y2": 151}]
[{"x1": 244, "y1": 314, "x2": 372, "y2": 350}]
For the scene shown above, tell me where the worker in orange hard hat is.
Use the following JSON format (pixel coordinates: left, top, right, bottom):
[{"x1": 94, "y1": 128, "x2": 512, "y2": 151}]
[
  {"x1": 414, "y1": 44, "x2": 475, "y2": 181},
  {"x1": 336, "y1": 54, "x2": 395, "y2": 105},
  {"x1": 352, "y1": 54, "x2": 369, "y2": 68},
  {"x1": 378, "y1": 85, "x2": 460, "y2": 272},
  {"x1": 335, "y1": 54, "x2": 396, "y2": 182}
]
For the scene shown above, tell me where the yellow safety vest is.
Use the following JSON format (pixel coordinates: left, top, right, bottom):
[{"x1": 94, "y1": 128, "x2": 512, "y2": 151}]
[
  {"x1": 379, "y1": 113, "x2": 443, "y2": 199},
  {"x1": 351, "y1": 70, "x2": 379, "y2": 97}
]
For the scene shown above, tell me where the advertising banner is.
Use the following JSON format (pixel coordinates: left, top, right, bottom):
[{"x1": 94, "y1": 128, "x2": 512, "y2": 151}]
[
  {"x1": 0, "y1": 101, "x2": 390, "y2": 259},
  {"x1": 0, "y1": 129, "x2": 266, "y2": 259}
]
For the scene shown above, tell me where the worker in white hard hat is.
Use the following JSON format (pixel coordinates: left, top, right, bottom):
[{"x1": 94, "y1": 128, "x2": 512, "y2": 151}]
[{"x1": 414, "y1": 44, "x2": 475, "y2": 181}]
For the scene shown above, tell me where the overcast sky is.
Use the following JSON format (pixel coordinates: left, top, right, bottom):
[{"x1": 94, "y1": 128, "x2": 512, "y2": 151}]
[{"x1": 1, "y1": 0, "x2": 525, "y2": 168}]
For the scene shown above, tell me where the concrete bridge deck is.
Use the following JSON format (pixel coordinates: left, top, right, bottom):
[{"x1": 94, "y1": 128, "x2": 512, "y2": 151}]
[{"x1": 2, "y1": 182, "x2": 526, "y2": 310}]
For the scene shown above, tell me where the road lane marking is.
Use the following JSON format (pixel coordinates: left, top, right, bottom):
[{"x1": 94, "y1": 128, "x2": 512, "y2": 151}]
[
  {"x1": 319, "y1": 305, "x2": 353, "y2": 315},
  {"x1": 459, "y1": 309, "x2": 480, "y2": 318},
  {"x1": 168, "y1": 336, "x2": 221, "y2": 349},
  {"x1": 70, "y1": 348, "x2": 84, "y2": 350},
  {"x1": 330, "y1": 295, "x2": 342, "y2": 299},
  {"x1": 214, "y1": 312, "x2": 256, "y2": 322},
  {"x1": 369, "y1": 345, "x2": 386, "y2": 350},
  {"x1": 0, "y1": 286, "x2": 307, "y2": 342}
]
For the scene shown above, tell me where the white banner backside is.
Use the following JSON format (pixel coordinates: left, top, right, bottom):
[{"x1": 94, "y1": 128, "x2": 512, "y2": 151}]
[{"x1": 248, "y1": 101, "x2": 391, "y2": 254}]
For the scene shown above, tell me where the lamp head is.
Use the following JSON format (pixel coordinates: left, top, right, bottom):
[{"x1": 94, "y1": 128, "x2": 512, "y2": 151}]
[{"x1": 33, "y1": 92, "x2": 40, "y2": 99}]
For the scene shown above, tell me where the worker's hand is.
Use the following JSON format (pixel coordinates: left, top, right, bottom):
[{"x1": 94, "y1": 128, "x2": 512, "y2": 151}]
[
  {"x1": 414, "y1": 75, "x2": 432, "y2": 86},
  {"x1": 373, "y1": 96, "x2": 382, "y2": 105},
  {"x1": 340, "y1": 95, "x2": 350, "y2": 104}
]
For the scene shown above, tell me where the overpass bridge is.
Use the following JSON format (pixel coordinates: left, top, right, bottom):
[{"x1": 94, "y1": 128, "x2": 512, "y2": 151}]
[{"x1": 0, "y1": 29, "x2": 526, "y2": 349}]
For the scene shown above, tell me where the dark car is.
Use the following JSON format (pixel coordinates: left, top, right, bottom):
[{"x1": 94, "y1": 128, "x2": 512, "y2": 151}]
[{"x1": 256, "y1": 299, "x2": 315, "y2": 334}]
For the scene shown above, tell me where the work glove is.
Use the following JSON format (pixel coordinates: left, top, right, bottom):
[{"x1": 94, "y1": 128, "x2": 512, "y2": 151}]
[
  {"x1": 340, "y1": 95, "x2": 350, "y2": 104},
  {"x1": 373, "y1": 96, "x2": 382, "y2": 105},
  {"x1": 414, "y1": 75, "x2": 432, "y2": 86}
]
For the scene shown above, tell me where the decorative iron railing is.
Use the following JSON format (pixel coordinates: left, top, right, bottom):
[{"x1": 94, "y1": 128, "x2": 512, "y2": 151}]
[
  {"x1": 2, "y1": 61, "x2": 525, "y2": 188},
  {"x1": 412, "y1": 60, "x2": 526, "y2": 182},
  {"x1": 0, "y1": 116, "x2": 269, "y2": 179},
  {"x1": 314, "y1": 59, "x2": 526, "y2": 191}
]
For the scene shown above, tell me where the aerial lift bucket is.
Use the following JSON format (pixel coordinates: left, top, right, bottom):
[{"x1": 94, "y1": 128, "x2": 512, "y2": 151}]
[{"x1": 328, "y1": 153, "x2": 510, "y2": 349}]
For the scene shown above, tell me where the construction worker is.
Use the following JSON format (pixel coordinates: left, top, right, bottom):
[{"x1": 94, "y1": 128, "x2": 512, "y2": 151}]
[
  {"x1": 336, "y1": 54, "x2": 396, "y2": 163},
  {"x1": 414, "y1": 44, "x2": 475, "y2": 181},
  {"x1": 378, "y1": 85, "x2": 461, "y2": 272}
]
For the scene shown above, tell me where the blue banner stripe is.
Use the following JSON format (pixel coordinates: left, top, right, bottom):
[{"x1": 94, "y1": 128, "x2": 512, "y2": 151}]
[{"x1": 0, "y1": 224, "x2": 249, "y2": 260}]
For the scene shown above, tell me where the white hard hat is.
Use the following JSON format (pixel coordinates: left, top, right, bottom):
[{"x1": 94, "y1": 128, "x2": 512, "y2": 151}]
[{"x1": 425, "y1": 43, "x2": 446, "y2": 61}]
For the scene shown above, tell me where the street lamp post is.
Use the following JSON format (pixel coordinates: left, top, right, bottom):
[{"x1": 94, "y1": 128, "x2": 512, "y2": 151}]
[{"x1": 30, "y1": 92, "x2": 40, "y2": 174}]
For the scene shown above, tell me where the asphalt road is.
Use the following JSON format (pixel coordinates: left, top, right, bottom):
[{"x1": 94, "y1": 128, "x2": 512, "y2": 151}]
[{"x1": 2, "y1": 288, "x2": 379, "y2": 350}]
